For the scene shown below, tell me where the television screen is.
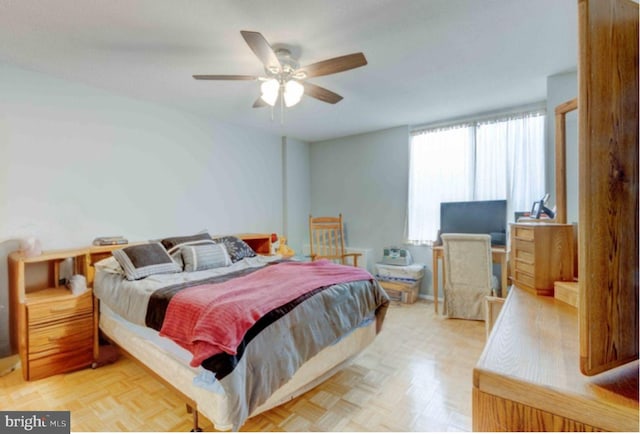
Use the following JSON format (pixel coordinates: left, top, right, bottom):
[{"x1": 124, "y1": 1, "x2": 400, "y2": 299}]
[{"x1": 439, "y1": 199, "x2": 507, "y2": 245}]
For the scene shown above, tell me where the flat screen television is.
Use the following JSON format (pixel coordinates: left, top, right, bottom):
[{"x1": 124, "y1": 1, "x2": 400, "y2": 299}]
[{"x1": 439, "y1": 199, "x2": 507, "y2": 245}]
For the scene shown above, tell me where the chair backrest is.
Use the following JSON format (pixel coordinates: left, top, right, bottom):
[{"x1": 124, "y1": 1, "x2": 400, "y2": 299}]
[
  {"x1": 441, "y1": 233, "x2": 493, "y2": 290},
  {"x1": 309, "y1": 214, "x2": 346, "y2": 263}
]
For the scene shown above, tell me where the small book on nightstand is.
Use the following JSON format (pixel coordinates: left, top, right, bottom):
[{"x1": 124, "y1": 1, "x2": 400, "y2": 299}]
[{"x1": 93, "y1": 236, "x2": 128, "y2": 246}]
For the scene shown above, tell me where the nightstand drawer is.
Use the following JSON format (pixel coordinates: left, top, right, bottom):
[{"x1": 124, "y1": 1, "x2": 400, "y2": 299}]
[
  {"x1": 27, "y1": 291, "x2": 93, "y2": 325},
  {"x1": 28, "y1": 347, "x2": 94, "y2": 380},
  {"x1": 28, "y1": 314, "x2": 94, "y2": 358}
]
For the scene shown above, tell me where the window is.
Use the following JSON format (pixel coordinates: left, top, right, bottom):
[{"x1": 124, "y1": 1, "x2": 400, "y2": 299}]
[{"x1": 406, "y1": 111, "x2": 545, "y2": 244}]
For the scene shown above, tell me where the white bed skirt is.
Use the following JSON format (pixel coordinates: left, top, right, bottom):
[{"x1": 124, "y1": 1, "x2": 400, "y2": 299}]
[{"x1": 99, "y1": 304, "x2": 376, "y2": 431}]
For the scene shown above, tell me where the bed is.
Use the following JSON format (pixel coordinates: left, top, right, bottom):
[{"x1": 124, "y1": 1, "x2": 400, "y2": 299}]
[{"x1": 91, "y1": 234, "x2": 389, "y2": 431}]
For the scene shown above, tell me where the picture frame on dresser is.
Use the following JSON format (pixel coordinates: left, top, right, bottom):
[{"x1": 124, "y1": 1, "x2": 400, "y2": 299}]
[{"x1": 529, "y1": 200, "x2": 542, "y2": 219}]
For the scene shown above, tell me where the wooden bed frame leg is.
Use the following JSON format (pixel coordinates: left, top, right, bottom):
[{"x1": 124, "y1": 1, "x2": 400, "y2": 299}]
[{"x1": 185, "y1": 404, "x2": 201, "y2": 432}]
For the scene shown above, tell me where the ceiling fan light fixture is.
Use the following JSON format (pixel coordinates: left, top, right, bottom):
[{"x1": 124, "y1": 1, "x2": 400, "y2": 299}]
[
  {"x1": 284, "y1": 80, "x2": 304, "y2": 107},
  {"x1": 260, "y1": 78, "x2": 279, "y2": 106},
  {"x1": 194, "y1": 31, "x2": 366, "y2": 112}
]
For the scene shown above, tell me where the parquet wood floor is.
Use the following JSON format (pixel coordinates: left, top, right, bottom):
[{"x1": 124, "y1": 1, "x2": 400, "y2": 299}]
[{"x1": 0, "y1": 300, "x2": 486, "y2": 432}]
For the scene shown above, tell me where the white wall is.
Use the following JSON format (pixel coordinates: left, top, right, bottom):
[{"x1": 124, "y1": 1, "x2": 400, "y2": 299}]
[
  {"x1": 308, "y1": 126, "x2": 434, "y2": 285},
  {"x1": 0, "y1": 63, "x2": 288, "y2": 356},
  {"x1": 282, "y1": 136, "x2": 311, "y2": 254}
]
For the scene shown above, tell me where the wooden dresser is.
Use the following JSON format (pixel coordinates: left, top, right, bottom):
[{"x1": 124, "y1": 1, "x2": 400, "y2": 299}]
[
  {"x1": 473, "y1": 286, "x2": 639, "y2": 432},
  {"x1": 510, "y1": 222, "x2": 574, "y2": 296}
]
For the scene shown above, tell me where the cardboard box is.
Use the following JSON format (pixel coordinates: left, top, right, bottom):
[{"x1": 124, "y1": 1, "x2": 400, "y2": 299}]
[{"x1": 379, "y1": 279, "x2": 420, "y2": 304}]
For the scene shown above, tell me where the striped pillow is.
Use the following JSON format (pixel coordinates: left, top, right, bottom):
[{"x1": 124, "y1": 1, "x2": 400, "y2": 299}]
[
  {"x1": 161, "y1": 232, "x2": 215, "y2": 269},
  {"x1": 161, "y1": 232, "x2": 215, "y2": 254},
  {"x1": 181, "y1": 244, "x2": 231, "y2": 272},
  {"x1": 113, "y1": 243, "x2": 181, "y2": 281}
]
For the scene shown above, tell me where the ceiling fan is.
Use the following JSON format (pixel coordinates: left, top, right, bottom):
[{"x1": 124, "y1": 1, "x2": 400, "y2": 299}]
[{"x1": 193, "y1": 30, "x2": 367, "y2": 109}]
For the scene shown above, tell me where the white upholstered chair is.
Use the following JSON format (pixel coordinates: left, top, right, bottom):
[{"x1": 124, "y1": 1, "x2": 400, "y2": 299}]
[{"x1": 441, "y1": 233, "x2": 496, "y2": 320}]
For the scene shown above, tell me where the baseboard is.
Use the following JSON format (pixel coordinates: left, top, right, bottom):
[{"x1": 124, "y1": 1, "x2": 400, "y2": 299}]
[{"x1": 420, "y1": 293, "x2": 435, "y2": 302}]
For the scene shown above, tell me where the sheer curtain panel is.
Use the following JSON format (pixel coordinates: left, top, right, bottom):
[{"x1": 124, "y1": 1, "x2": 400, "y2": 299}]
[
  {"x1": 475, "y1": 114, "x2": 545, "y2": 221},
  {"x1": 407, "y1": 125, "x2": 474, "y2": 244}
]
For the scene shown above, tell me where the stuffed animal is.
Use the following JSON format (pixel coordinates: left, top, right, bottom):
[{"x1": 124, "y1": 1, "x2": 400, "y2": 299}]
[{"x1": 276, "y1": 236, "x2": 295, "y2": 257}]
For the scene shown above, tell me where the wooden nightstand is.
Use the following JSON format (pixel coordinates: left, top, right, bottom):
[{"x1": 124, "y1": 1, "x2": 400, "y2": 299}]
[{"x1": 8, "y1": 249, "x2": 98, "y2": 380}]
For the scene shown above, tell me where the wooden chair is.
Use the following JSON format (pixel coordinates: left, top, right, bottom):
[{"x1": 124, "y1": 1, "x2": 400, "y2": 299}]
[
  {"x1": 308, "y1": 214, "x2": 361, "y2": 267},
  {"x1": 441, "y1": 233, "x2": 497, "y2": 320}
]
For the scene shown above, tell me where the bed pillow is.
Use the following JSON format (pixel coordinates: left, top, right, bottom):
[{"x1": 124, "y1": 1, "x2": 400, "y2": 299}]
[
  {"x1": 112, "y1": 243, "x2": 181, "y2": 280},
  {"x1": 160, "y1": 232, "x2": 215, "y2": 269},
  {"x1": 181, "y1": 243, "x2": 232, "y2": 272},
  {"x1": 212, "y1": 235, "x2": 257, "y2": 263},
  {"x1": 93, "y1": 256, "x2": 125, "y2": 275}
]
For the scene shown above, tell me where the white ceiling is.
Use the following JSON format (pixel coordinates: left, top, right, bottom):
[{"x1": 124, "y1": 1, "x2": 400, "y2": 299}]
[{"x1": 0, "y1": 0, "x2": 578, "y2": 142}]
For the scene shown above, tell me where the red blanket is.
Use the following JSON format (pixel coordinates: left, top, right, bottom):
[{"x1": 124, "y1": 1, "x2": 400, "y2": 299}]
[{"x1": 159, "y1": 260, "x2": 373, "y2": 366}]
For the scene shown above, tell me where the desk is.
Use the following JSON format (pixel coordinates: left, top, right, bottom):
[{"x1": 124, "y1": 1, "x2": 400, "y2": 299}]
[{"x1": 431, "y1": 245, "x2": 507, "y2": 314}]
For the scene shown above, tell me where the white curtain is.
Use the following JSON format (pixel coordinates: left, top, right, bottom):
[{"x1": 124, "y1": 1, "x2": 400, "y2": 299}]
[
  {"x1": 476, "y1": 113, "x2": 546, "y2": 222},
  {"x1": 407, "y1": 112, "x2": 546, "y2": 244},
  {"x1": 407, "y1": 125, "x2": 474, "y2": 243}
]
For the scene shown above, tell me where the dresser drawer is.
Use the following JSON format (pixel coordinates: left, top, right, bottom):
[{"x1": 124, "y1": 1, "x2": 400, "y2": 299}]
[
  {"x1": 513, "y1": 241, "x2": 535, "y2": 260},
  {"x1": 513, "y1": 226, "x2": 535, "y2": 241},
  {"x1": 28, "y1": 314, "x2": 94, "y2": 358},
  {"x1": 514, "y1": 269, "x2": 535, "y2": 290},
  {"x1": 514, "y1": 237, "x2": 535, "y2": 252},
  {"x1": 515, "y1": 260, "x2": 535, "y2": 275},
  {"x1": 27, "y1": 291, "x2": 93, "y2": 325}
]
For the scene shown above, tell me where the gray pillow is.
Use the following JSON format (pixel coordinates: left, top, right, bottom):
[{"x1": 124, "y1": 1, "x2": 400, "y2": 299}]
[
  {"x1": 113, "y1": 243, "x2": 181, "y2": 281},
  {"x1": 181, "y1": 244, "x2": 231, "y2": 272}
]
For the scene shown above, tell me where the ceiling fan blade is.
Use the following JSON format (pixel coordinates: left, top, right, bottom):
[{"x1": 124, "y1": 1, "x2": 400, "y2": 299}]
[
  {"x1": 252, "y1": 97, "x2": 269, "y2": 108},
  {"x1": 240, "y1": 30, "x2": 281, "y2": 72},
  {"x1": 193, "y1": 74, "x2": 257, "y2": 80},
  {"x1": 298, "y1": 53, "x2": 367, "y2": 78},
  {"x1": 303, "y1": 82, "x2": 343, "y2": 104}
]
